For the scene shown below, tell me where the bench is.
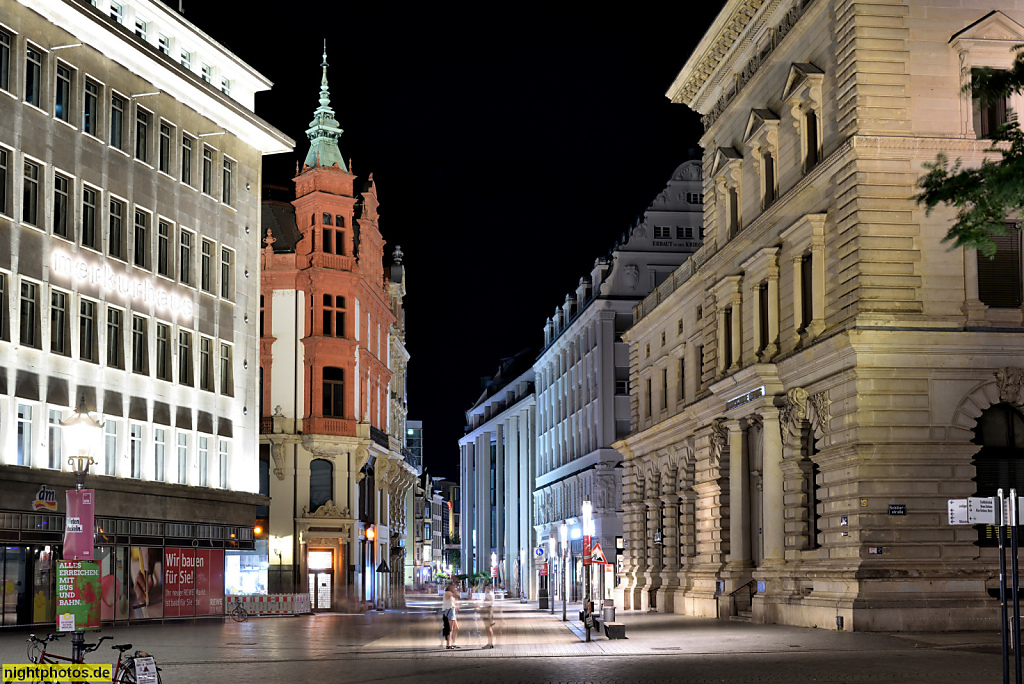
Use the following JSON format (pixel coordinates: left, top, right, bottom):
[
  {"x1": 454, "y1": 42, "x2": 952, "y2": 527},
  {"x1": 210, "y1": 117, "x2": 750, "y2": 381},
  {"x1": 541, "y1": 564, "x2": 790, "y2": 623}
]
[{"x1": 604, "y1": 622, "x2": 626, "y2": 639}]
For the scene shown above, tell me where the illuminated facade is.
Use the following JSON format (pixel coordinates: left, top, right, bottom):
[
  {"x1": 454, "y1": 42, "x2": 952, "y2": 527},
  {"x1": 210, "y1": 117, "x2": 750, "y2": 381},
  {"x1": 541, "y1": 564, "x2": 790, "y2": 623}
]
[
  {"x1": 260, "y1": 53, "x2": 416, "y2": 612},
  {"x1": 617, "y1": 0, "x2": 1024, "y2": 631},
  {"x1": 0, "y1": 0, "x2": 291, "y2": 626}
]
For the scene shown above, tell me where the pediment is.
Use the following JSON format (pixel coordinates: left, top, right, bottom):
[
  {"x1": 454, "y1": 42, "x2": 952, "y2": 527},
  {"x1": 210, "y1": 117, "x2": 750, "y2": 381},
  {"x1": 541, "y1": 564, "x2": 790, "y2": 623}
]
[
  {"x1": 711, "y1": 146, "x2": 741, "y2": 178},
  {"x1": 743, "y1": 108, "x2": 780, "y2": 142},
  {"x1": 781, "y1": 62, "x2": 824, "y2": 101},
  {"x1": 951, "y1": 10, "x2": 1024, "y2": 43}
]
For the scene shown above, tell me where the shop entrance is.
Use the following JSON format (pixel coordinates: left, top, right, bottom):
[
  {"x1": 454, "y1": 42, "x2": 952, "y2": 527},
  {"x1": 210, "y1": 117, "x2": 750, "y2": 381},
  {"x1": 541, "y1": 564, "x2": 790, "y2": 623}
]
[{"x1": 307, "y1": 549, "x2": 332, "y2": 611}]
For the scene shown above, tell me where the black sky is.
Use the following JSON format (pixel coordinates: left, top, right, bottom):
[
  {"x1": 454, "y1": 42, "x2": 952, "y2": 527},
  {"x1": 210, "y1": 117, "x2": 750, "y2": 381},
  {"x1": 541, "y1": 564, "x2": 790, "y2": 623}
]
[{"x1": 182, "y1": 3, "x2": 719, "y2": 479}]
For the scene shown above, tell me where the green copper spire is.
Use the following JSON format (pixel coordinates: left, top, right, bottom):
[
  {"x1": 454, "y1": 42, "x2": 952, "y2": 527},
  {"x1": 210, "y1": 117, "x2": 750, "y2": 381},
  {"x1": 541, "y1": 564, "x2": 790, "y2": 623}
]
[{"x1": 302, "y1": 43, "x2": 347, "y2": 171}]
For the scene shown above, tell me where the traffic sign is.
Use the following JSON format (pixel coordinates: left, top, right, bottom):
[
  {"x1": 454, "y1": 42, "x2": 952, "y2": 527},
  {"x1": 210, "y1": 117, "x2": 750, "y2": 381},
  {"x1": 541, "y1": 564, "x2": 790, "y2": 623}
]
[{"x1": 591, "y1": 541, "x2": 607, "y2": 564}]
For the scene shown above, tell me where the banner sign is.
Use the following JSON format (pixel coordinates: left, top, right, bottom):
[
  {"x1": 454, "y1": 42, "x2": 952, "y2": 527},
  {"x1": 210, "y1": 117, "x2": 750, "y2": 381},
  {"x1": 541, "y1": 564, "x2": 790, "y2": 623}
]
[
  {"x1": 583, "y1": 535, "x2": 593, "y2": 566},
  {"x1": 163, "y1": 549, "x2": 224, "y2": 617},
  {"x1": 64, "y1": 489, "x2": 95, "y2": 560},
  {"x1": 56, "y1": 560, "x2": 101, "y2": 631}
]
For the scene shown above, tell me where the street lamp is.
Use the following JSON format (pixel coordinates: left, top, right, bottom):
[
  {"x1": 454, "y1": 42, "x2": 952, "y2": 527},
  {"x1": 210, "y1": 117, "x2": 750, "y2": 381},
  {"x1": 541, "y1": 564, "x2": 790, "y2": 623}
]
[
  {"x1": 547, "y1": 535, "x2": 556, "y2": 614},
  {"x1": 582, "y1": 496, "x2": 594, "y2": 642},
  {"x1": 559, "y1": 522, "x2": 568, "y2": 621}
]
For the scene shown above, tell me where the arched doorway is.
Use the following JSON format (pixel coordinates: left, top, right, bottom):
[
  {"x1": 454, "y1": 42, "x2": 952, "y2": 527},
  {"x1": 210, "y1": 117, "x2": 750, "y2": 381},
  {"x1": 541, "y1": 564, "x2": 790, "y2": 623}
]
[{"x1": 973, "y1": 403, "x2": 1024, "y2": 546}]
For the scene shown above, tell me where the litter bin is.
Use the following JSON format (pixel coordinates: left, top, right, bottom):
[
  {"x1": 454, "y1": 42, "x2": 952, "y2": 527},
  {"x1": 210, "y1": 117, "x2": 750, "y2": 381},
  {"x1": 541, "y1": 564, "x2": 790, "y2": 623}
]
[
  {"x1": 539, "y1": 588, "x2": 549, "y2": 610},
  {"x1": 602, "y1": 605, "x2": 616, "y2": 623}
]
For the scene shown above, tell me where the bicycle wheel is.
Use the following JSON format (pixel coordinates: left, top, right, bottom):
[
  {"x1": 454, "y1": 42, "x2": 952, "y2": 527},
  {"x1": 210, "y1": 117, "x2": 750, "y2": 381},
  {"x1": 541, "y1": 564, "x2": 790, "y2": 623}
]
[
  {"x1": 231, "y1": 606, "x2": 247, "y2": 622},
  {"x1": 114, "y1": 661, "x2": 137, "y2": 684}
]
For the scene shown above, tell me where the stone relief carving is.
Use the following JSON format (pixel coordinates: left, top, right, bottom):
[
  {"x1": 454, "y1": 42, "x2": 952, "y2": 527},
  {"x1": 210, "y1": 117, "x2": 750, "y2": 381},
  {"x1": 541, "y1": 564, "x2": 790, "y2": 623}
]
[
  {"x1": 809, "y1": 390, "x2": 832, "y2": 433},
  {"x1": 271, "y1": 442, "x2": 287, "y2": 481},
  {"x1": 996, "y1": 367, "x2": 1024, "y2": 404},
  {"x1": 303, "y1": 500, "x2": 350, "y2": 518},
  {"x1": 709, "y1": 417, "x2": 728, "y2": 468},
  {"x1": 354, "y1": 447, "x2": 371, "y2": 482},
  {"x1": 624, "y1": 264, "x2": 640, "y2": 290}
]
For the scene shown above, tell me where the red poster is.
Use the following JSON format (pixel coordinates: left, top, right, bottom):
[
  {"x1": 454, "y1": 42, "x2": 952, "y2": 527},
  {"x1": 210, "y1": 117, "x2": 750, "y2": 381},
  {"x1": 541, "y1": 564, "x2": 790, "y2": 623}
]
[
  {"x1": 196, "y1": 550, "x2": 224, "y2": 616},
  {"x1": 163, "y1": 549, "x2": 224, "y2": 617},
  {"x1": 583, "y1": 535, "x2": 592, "y2": 566},
  {"x1": 64, "y1": 489, "x2": 95, "y2": 560}
]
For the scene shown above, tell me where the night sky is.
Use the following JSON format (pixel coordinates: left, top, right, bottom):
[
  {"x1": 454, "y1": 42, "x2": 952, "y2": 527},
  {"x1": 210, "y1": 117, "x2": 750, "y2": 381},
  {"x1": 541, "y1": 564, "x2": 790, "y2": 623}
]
[{"x1": 182, "y1": 3, "x2": 719, "y2": 478}]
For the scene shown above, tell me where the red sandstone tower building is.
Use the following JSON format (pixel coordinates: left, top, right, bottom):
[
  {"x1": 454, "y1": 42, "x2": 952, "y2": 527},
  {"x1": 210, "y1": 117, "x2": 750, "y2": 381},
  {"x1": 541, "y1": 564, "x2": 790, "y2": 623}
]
[{"x1": 260, "y1": 51, "x2": 415, "y2": 611}]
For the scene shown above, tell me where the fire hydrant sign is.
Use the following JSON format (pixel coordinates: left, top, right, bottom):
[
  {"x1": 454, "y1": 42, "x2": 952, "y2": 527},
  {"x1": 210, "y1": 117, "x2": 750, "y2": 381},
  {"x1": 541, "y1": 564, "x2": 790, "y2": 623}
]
[{"x1": 56, "y1": 560, "x2": 100, "y2": 631}]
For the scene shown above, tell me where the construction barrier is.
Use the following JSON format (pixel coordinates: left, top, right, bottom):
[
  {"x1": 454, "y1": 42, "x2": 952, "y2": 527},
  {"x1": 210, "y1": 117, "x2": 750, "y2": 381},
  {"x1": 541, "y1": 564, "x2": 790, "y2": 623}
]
[{"x1": 230, "y1": 593, "x2": 312, "y2": 616}]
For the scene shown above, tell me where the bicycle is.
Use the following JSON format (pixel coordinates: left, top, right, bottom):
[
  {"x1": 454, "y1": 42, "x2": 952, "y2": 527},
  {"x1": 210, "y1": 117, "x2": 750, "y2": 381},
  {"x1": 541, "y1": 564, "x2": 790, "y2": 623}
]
[
  {"x1": 111, "y1": 641, "x2": 164, "y2": 684},
  {"x1": 229, "y1": 596, "x2": 248, "y2": 622},
  {"x1": 27, "y1": 632, "x2": 110, "y2": 682}
]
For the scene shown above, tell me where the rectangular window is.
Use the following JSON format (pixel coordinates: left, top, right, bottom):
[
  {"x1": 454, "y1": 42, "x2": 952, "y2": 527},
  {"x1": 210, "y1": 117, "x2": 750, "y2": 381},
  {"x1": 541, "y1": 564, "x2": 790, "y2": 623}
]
[
  {"x1": 25, "y1": 46, "x2": 41, "y2": 107},
  {"x1": 978, "y1": 231, "x2": 1023, "y2": 308},
  {"x1": 758, "y1": 283, "x2": 769, "y2": 354},
  {"x1": 201, "y1": 64, "x2": 212, "y2": 83},
  {"x1": 134, "y1": 18, "x2": 147, "y2": 40},
  {"x1": 222, "y1": 158, "x2": 233, "y2": 205},
  {"x1": 104, "y1": 421, "x2": 117, "y2": 477},
  {"x1": 110, "y1": 94, "x2": 124, "y2": 150},
  {"x1": 84, "y1": 79, "x2": 99, "y2": 136},
  {"x1": 107, "y1": 307, "x2": 123, "y2": 368},
  {"x1": 48, "y1": 409, "x2": 62, "y2": 469},
  {"x1": 133, "y1": 209, "x2": 148, "y2": 268},
  {"x1": 800, "y1": 254, "x2": 813, "y2": 332},
  {"x1": 181, "y1": 135, "x2": 193, "y2": 184},
  {"x1": 202, "y1": 147, "x2": 213, "y2": 194},
  {"x1": 82, "y1": 187, "x2": 98, "y2": 249},
  {"x1": 199, "y1": 336, "x2": 213, "y2": 391},
  {"x1": 131, "y1": 315, "x2": 147, "y2": 374},
  {"x1": 973, "y1": 69, "x2": 1009, "y2": 139},
  {"x1": 220, "y1": 248, "x2": 232, "y2": 299},
  {"x1": 177, "y1": 433, "x2": 187, "y2": 484},
  {"x1": 135, "y1": 107, "x2": 149, "y2": 162},
  {"x1": 53, "y1": 174, "x2": 69, "y2": 238},
  {"x1": 0, "y1": 30, "x2": 10, "y2": 92},
  {"x1": 218, "y1": 440, "x2": 228, "y2": 489},
  {"x1": 644, "y1": 378, "x2": 652, "y2": 418},
  {"x1": 661, "y1": 368, "x2": 668, "y2": 410},
  {"x1": 17, "y1": 404, "x2": 33, "y2": 466},
  {"x1": 156, "y1": 323, "x2": 170, "y2": 380},
  {"x1": 198, "y1": 436, "x2": 208, "y2": 487},
  {"x1": 654, "y1": 226, "x2": 671, "y2": 239},
  {"x1": 762, "y1": 150, "x2": 776, "y2": 209},
  {"x1": 677, "y1": 358, "x2": 685, "y2": 402},
  {"x1": 804, "y1": 111, "x2": 819, "y2": 171},
  {"x1": 55, "y1": 64, "x2": 71, "y2": 122},
  {"x1": 23, "y1": 160, "x2": 39, "y2": 226},
  {"x1": 676, "y1": 226, "x2": 694, "y2": 239},
  {"x1": 220, "y1": 343, "x2": 232, "y2": 395},
  {"x1": 723, "y1": 307, "x2": 733, "y2": 368},
  {"x1": 80, "y1": 299, "x2": 96, "y2": 362},
  {"x1": 728, "y1": 186, "x2": 739, "y2": 237},
  {"x1": 179, "y1": 230, "x2": 192, "y2": 284},
  {"x1": 109, "y1": 198, "x2": 124, "y2": 258},
  {"x1": 109, "y1": 2, "x2": 123, "y2": 24},
  {"x1": 200, "y1": 239, "x2": 213, "y2": 292},
  {"x1": 50, "y1": 290, "x2": 68, "y2": 355},
  {"x1": 180, "y1": 49, "x2": 191, "y2": 70},
  {"x1": 157, "y1": 220, "x2": 171, "y2": 276},
  {"x1": 158, "y1": 123, "x2": 171, "y2": 174},
  {"x1": 0, "y1": 273, "x2": 6, "y2": 341},
  {"x1": 221, "y1": 78, "x2": 230, "y2": 96},
  {"x1": 0, "y1": 148, "x2": 7, "y2": 215},
  {"x1": 158, "y1": 34, "x2": 170, "y2": 56},
  {"x1": 129, "y1": 423, "x2": 142, "y2": 479},
  {"x1": 20, "y1": 281, "x2": 37, "y2": 347},
  {"x1": 154, "y1": 429, "x2": 166, "y2": 482},
  {"x1": 178, "y1": 330, "x2": 192, "y2": 385}
]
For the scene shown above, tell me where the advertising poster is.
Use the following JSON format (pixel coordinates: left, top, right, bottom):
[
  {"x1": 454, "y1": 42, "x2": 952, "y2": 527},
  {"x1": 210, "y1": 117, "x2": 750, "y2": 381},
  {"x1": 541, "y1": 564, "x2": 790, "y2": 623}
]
[
  {"x1": 129, "y1": 547, "x2": 163, "y2": 619},
  {"x1": 97, "y1": 547, "x2": 128, "y2": 620},
  {"x1": 164, "y1": 549, "x2": 224, "y2": 617},
  {"x1": 64, "y1": 489, "x2": 95, "y2": 561},
  {"x1": 56, "y1": 560, "x2": 100, "y2": 631}
]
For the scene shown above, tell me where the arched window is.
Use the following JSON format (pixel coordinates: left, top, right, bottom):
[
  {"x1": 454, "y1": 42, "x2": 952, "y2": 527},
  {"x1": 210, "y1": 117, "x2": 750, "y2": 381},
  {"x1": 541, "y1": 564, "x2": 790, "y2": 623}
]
[
  {"x1": 309, "y1": 458, "x2": 333, "y2": 511},
  {"x1": 973, "y1": 403, "x2": 1024, "y2": 546},
  {"x1": 322, "y1": 212, "x2": 332, "y2": 226},
  {"x1": 336, "y1": 215, "x2": 345, "y2": 228},
  {"x1": 323, "y1": 366, "x2": 344, "y2": 417}
]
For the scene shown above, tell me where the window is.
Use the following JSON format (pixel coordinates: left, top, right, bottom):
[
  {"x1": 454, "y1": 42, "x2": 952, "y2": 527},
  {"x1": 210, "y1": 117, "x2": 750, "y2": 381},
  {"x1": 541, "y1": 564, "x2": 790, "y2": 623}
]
[
  {"x1": 158, "y1": 35, "x2": 170, "y2": 56},
  {"x1": 758, "y1": 283, "x2": 769, "y2": 355},
  {"x1": 660, "y1": 368, "x2": 668, "y2": 410},
  {"x1": 106, "y1": 307, "x2": 123, "y2": 368},
  {"x1": 722, "y1": 307, "x2": 733, "y2": 368},
  {"x1": 644, "y1": 378, "x2": 652, "y2": 418},
  {"x1": 55, "y1": 64, "x2": 71, "y2": 122},
  {"x1": 309, "y1": 459, "x2": 333, "y2": 510},
  {"x1": 800, "y1": 254, "x2": 813, "y2": 333},
  {"x1": 259, "y1": 295, "x2": 265, "y2": 337},
  {"x1": 180, "y1": 49, "x2": 191, "y2": 70},
  {"x1": 80, "y1": 299, "x2": 96, "y2": 362},
  {"x1": 83, "y1": 80, "x2": 99, "y2": 136},
  {"x1": 323, "y1": 294, "x2": 345, "y2": 336},
  {"x1": 109, "y1": 198, "x2": 124, "y2": 259},
  {"x1": 109, "y1": 2, "x2": 123, "y2": 24},
  {"x1": 177, "y1": 433, "x2": 187, "y2": 484},
  {"x1": 677, "y1": 357, "x2": 685, "y2": 402},
  {"x1": 677, "y1": 318, "x2": 684, "y2": 335},
  {"x1": 222, "y1": 158, "x2": 233, "y2": 205},
  {"x1": 181, "y1": 135, "x2": 193, "y2": 184},
  {"x1": 53, "y1": 174, "x2": 69, "y2": 238},
  {"x1": 23, "y1": 160, "x2": 39, "y2": 226},
  {"x1": 645, "y1": 343, "x2": 650, "y2": 359},
  {"x1": 48, "y1": 410, "x2": 62, "y2": 469},
  {"x1": 156, "y1": 220, "x2": 171, "y2": 276},
  {"x1": 322, "y1": 213, "x2": 332, "y2": 226},
  {"x1": 130, "y1": 424, "x2": 142, "y2": 478},
  {"x1": 133, "y1": 210, "x2": 149, "y2": 268},
  {"x1": 201, "y1": 239, "x2": 213, "y2": 292},
  {"x1": 661, "y1": 331, "x2": 666, "y2": 347},
  {"x1": 131, "y1": 315, "x2": 147, "y2": 374},
  {"x1": 615, "y1": 379, "x2": 629, "y2": 395},
  {"x1": 0, "y1": 30, "x2": 10, "y2": 92},
  {"x1": 134, "y1": 18, "x2": 147, "y2": 40},
  {"x1": 654, "y1": 226, "x2": 671, "y2": 239},
  {"x1": 110, "y1": 94, "x2": 124, "y2": 150},
  {"x1": 218, "y1": 440, "x2": 228, "y2": 489},
  {"x1": 178, "y1": 330, "x2": 192, "y2": 385},
  {"x1": 323, "y1": 367, "x2": 345, "y2": 417},
  {"x1": 219, "y1": 343, "x2": 232, "y2": 395},
  {"x1": 762, "y1": 150, "x2": 776, "y2": 209},
  {"x1": 104, "y1": 421, "x2": 117, "y2": 476},
  {"x1": 0, "y1": 148, "x2": 7, "y2": 215},
  {"x1": 82, "y1": 187, "x2": 98, "y2": 249},
  {"x1": 978, "y1": 231, "x2": 1023, "y2": 308},
  {"x1": 676, "y1": 226, "x2": 694, "y2": 240},
  {"x1": 179, "y1": 230, "x2": 192, "y2": 284},
  {"x1": 686, "y1": 192, "x2": 704, "y2": 204},
  {"x1": 199, "y1": 336, "x2": 213, "y2": 391},
  {"x1": 20, "y1": 281, "x2": 37, "y2": 347},
  {"x1": 135, "y1": 107, "x2": 150, "y2": 162},
  {"x1": 199, "y1": 436, "x2": 208, "y2": 487},
  {"x1": 804, "y1": 111, "x2": 820, "y2": 171},
  {"x1": 974, "y1": 69, "x2": 1009, "y2": 139},
  {"x1": 220, "y1": 248, "x2": 232, "y2": 299},
  {"x1": 0, "y1": 273, "x2": 6, "y2": 341},
  {"x1": 202, "y1": 147, "x2": 213, "y2": 194},
  {"x1": 336, "y1": 215, "x2": 345, "y2": 227},
  {"x1": 727, "y1": 186, "x2": 740, "y2": 237},
  {"x1": 17, "y1": 404, "x2": 33, "y2": 466},
  {"x1": 201, "y1": 63, "x2": 212, "y2": 84},
  {"x1": 159, "y1": 123, "x2": 171, "y2": 173},
  {"x1": 50, "y1": 290, "x2": 68, "y2": 355},
  {"x1": 155, "y1": 323, "x2": 170, "y2": 380},
  {"x1": 25, "y1": 46, "x2": 41, "y2": 107},
  {"x1": 221, "y1": 78, "x2": 230, "y2": 96},
  {"x1": 154, "y1": 429, "x2": 166, "y2": 482}
]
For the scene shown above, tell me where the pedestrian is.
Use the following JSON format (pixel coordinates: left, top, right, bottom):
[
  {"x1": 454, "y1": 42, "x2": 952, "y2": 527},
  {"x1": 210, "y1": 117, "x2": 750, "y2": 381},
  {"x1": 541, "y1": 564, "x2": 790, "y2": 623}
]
[
  {"x1": 481, "y1": 584, "x2": 496, "y2": 648},
  {"x1": 442, "y1": 581, "x2": 460, "y2": 649}
]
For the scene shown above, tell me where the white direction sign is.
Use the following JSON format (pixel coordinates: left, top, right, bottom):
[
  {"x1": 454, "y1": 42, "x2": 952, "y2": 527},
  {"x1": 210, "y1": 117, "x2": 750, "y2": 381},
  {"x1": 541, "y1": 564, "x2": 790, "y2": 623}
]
[
  {"x1": 948, "y1": 499, "x2": 968, "y2": 526},
  {"x1": 968, "y1": 497, "x2": 997, "y2": 525}
]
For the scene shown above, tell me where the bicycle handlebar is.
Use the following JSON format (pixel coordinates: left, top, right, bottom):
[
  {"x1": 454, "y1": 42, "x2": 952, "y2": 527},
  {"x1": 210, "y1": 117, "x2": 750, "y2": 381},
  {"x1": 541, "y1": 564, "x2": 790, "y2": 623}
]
[{"x1": 83, "y1": 636, "x2": 111, "y2": 653}]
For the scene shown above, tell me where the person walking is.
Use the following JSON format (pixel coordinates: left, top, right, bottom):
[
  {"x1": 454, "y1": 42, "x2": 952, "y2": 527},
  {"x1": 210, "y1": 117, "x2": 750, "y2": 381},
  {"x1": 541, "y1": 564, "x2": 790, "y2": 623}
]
[
  {"x1": 481, "y1": 584, "x2": 496, "y2": 648},
  {"x1": 442, "y1": 582, "x2": 460, "y2": 649}
]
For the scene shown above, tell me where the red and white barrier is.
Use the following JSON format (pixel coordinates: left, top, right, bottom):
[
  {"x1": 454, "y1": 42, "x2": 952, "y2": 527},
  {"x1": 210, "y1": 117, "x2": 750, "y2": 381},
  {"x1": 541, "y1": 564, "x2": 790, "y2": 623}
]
[{"x1": 230, "y1": 593, "x2": 312, "y2": 616}]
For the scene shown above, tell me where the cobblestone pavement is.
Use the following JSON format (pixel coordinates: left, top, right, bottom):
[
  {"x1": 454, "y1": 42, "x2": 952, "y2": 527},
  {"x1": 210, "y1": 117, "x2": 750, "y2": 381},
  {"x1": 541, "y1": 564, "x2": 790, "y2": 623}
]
[{"x1": 0, "y1": 597, "x2": 1008, "y2": 683}]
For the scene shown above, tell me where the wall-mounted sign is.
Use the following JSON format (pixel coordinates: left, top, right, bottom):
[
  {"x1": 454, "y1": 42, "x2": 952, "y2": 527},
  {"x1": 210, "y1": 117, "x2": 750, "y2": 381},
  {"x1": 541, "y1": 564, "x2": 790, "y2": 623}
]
[
  {"x1": 888, "y1": 505, "x2": 906, "y2": 516},
  {"x1": 726, "y1": 386, "x2": 765, "y2": 411},
  {"x1": 51, "y1": 251, "x2": 193, "y2": 318},
  {"x1": 33, "y1": 485, "x2": 57, "y2": 511}
]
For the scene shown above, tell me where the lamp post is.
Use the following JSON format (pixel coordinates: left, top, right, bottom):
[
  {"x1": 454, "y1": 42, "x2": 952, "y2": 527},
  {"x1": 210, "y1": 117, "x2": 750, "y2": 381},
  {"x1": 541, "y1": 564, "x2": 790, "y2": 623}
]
[
  {"x1": 559, "y1": 522, "x2": 568, "y2": 621},
  {"x1": 582, "y1": 496, "x2": 594, "y2": 642},
  {"x1": 60, "y1": 398, "x2": 103, "y2": 664},
  {"x1": 547, "y1": 535, "x2": 556, "y2": 614}
]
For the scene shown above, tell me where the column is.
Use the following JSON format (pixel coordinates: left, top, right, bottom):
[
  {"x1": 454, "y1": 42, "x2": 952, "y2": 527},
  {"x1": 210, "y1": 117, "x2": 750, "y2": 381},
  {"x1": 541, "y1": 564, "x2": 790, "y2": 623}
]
[
  {"x1": 760, "y1": 407, "x2": 785, "y2": 562},
  {"x1": 766, "y1": 272, "x2": 779, "y2": 358},
  {"x1": 728, "y1": 420, "x2": 750, "y2": 566},
  {"x1": 730, "y1": 292, "x2": 742, "y2": 370},
  {"x1": 661, "y1": 495, "x2": 679, "y2": 572},
  {"x1": 495, "y1": 423, "x2": 505, "y2": 572},
  {"x1": 716, "y1": 307, "x2": 728, "y2": 374}
]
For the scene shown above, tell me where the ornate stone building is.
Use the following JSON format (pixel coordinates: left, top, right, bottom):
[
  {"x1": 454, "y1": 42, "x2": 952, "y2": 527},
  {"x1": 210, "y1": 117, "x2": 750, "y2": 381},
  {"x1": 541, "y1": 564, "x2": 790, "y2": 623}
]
[
  {"x1": 617, "y1": 0, "x2": 1024, "y2": 631},
  {"x1": 260, "y1": 52, "x2": 416, "y2": 612}
]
